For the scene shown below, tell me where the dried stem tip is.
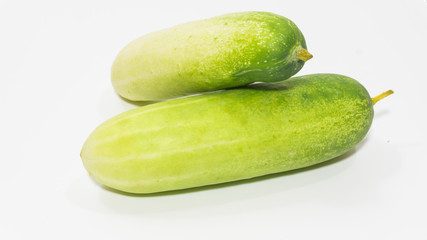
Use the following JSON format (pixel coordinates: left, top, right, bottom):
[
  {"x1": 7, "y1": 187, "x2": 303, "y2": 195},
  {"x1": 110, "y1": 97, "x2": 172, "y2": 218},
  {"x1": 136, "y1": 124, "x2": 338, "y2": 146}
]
[
  {"x1": 372, "y1": 90, "x2": 394, "y2": 105},
  {"x1": 295, "y1": 48, "x2": 313, "y2": 62}
]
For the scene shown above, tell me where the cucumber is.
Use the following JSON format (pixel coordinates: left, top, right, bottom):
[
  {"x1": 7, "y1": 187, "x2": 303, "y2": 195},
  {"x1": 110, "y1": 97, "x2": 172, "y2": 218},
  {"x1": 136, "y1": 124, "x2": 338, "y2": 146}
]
[
  {"x1": 111, "y1": 11, "x2": 311, "y2": 101},
  {"x1": 81, "y1": 74, "x2": 392, "y2": 194}
]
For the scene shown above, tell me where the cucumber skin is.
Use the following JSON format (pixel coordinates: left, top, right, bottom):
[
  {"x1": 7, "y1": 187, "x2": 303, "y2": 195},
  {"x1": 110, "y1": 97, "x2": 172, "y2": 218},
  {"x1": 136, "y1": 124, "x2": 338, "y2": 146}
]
[
  {"x1": 82, "y1": 74, "x2": 374, "y2": 194},
  {"x1": 111, "y1": 11, "x2": 307, "y2": 101}
]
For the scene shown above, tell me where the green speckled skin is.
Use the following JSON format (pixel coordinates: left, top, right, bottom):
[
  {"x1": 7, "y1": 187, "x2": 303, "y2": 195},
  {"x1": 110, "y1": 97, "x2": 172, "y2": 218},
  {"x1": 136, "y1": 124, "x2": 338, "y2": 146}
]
[
  {"x1": 111, "y1": 11, "x2": 307, "y2": 101},
  {"x1": 81, "y1": 74, "x2": 374, "y2": 194}
]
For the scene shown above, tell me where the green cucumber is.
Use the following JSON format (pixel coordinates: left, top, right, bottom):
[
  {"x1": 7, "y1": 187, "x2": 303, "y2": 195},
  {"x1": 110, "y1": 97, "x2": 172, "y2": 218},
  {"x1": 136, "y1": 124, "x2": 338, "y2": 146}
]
[
  {"x1": 111, "y1": 11, "x2": 311, "y2": 101},
  {"x1": 81, "y1": 74, "x2": 392, "y2": 194}
]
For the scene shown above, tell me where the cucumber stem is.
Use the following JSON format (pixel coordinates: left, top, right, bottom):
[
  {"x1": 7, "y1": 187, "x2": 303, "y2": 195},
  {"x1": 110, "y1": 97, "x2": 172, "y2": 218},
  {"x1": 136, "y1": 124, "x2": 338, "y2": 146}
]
[
  {"x1": 372, "y1": 90, "x2": 394, "y2": 105},
  {"x1": 295, "y1": 47, "x2": 313, "y2": 62}
]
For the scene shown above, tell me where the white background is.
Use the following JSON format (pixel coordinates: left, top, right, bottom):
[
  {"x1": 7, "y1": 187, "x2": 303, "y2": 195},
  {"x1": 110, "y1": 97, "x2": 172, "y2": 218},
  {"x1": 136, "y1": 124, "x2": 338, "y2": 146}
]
[{"x1": 1, "y1": 0, "x2": 426, "y2": 239}]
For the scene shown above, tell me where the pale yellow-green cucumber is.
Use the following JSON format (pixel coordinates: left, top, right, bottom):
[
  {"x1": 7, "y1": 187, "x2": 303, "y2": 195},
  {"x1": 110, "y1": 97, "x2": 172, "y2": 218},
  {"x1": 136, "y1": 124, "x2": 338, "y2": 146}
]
[
  {"x1": 81, "y1": 74, "x2": 392, "y2": 194},
  {"x1": 111, "y1": 11, "x2": 311, "y2": 101}
]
